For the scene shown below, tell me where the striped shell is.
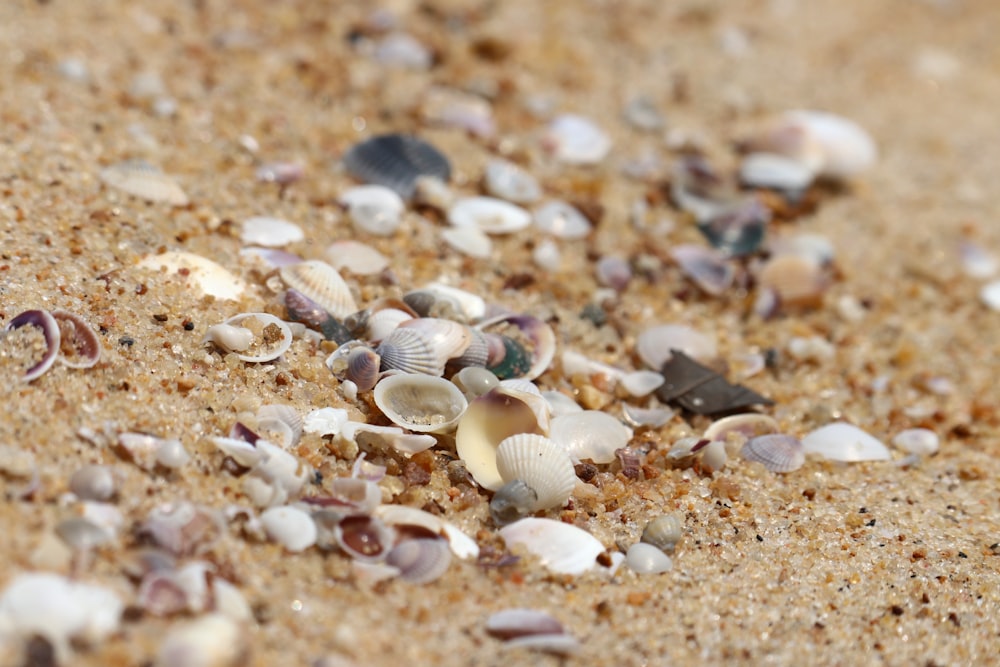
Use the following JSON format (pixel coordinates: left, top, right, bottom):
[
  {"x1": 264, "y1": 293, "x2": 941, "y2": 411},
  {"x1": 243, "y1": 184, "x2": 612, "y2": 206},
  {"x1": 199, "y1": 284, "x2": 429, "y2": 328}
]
[
  {"x1": 495, "y1": 434, "x2": 576, "y2": 511},
  {"x1": 385, "y1": 538, "x2": 452, "y2": 585},
  {"x1": 377, "y1": 319, "x2": 471, "y2": 376},
  {"x1": 345, "y1": 346, "x2": 381, "y2": 393},
  {"x1": 279, "y1": 260, "x2": 357, "y2": 320},
  {"x1": 99, "y1": 160, "x2": 188, "y2": 205},
  {"x1": 740, "y1": 434, "x2": 805, "y2": 472},
  {"x1": 342, "y1": 133, "x2": 451, "y2": 199}
]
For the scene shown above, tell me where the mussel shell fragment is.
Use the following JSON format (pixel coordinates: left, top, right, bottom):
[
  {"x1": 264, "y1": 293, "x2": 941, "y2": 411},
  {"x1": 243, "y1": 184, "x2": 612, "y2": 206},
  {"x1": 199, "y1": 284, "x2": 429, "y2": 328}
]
[
  {"x1": 283, "y1": 288, "x2": 353, "y2": 344},
  {"x1": 343, "y1": 133, "x2": 451, "y2": 199}
]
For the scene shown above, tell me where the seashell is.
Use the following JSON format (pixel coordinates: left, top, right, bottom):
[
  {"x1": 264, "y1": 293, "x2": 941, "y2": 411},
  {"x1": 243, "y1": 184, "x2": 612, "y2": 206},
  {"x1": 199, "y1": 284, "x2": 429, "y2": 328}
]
[
  {"x1": 116, "y1": 432, "x2": 187, "y2": 471},
  {"x1": 338, "y1": 184, "x2": 405, "y2": 237},
  {"x1": 373, "y1": 32, "x2": 433, "y2": 69},
  {"x1": 697, "y1": 439, "x2": 727, "y2": 472},
  {"x1": 260, "y1": 505, "x2": 317, "y2": 552},
  {"x1": 203, "y1": 323, "x2": 254, "y2": 354},
  {"x1": 442, "y1": 225, "x2": 493, "y2": 258},
  {"x1": 4, "y1": 309, "x2": 61, "y2": 381},
  {"x1": 486, "y1": 608, "x2": 581, "y2": 655},
  {"x1": 420, "y1": 86, "x2": 495, "y2": 138},
  {"x1": 623, "y1": 95, "x2": 666, "y2": 132},
  {"x1": 377, "y1": 326, "x2": 450, "y2": 377},
  {"x1": 757, "y1": 253, "x2": 828, "y2": 306},
  {"x1": 670, "y1": 156, "x2": 733, "y2": 223},
  {"x1": 621, "y1": 403, "x2": 675, "y2": 428},
  {"x1": 374, "y1": 504, "x2": 479, "y2": 560},
  {"x1": 412, "y1": 174, "x2": 455, "y2": 211},
  {"x1": 499, "y1": 517, "x2": 605, "y2": 575},
  {"x1": 141, "y1": 503, "x2": 225, "y2": 557},
  {"x1": 490, "y1": 479, "x2": 539, "y2": 526},
  {"x1": 697, "y1": 198, "x2": 771, "y2": 257},
  {"x1": 959, "y1": 241, "x2": 998, "y2": 279},
  {"x1": 495, "y1": 434, "x2": 577, "y2": 511},
  {"x1": 980, "y1": 280, "x2": 1000, "y2": 311},
  {"x1": 385, "y1": 538, "x2": 452, "y2": 584},
  {"x1": 240, "y1": 246, "x2": 302, "y2": 272},
  {"x1": 595, "y1": 255, "x2": 632, "y2": 291},
  {"x1": 343, "y1": 133, "x2": 451, "y2": 199},
  {"x1": 448, "y1": 196, "x2": 532, "y2": 235},
  {"x1": 138, "y1": 251, "x2": 245, "y2": 300},
  {"x1": 248, "y1": 440, "x2": 311, "y2": 504},
  {"x1": 358, "y1": 301, "x2": 419, "y2": 342},
  {"x1": 670, "y1": 244, "x2": 735, "y2": 296},
  {"x1": 302, "y1": 407, "x2": 350, "y2": 438},
  {"x1": 240, "y1": 216, "x2": 304, "y2": 247},
  {"x1": 483, "y1": 159, "x2": 542, "y2": 204},
  {"x1": 626, "y1": 542, "x2": 673, "y2": 574},
  {"x1": 400, "y1": 318, "x2": 473, "y2": 360},
  {"x1": 478, "y1": 314, "x2": 556, "y2": 381},
  {"x1": 283, "y1": 288, "x2": 353, "y2": 344},
  {"x1": 373, "y1": 373, "x2": 468, "y2": 433},
  {"x1": 739, "y1": 152, "x2": 815, "y2": 191},
  {"x1": 543, "y1": 114, "x2": 612, "y2": 165},
  {"x1": 51, "y1": 310, "x2": 102, "y2": 369},
  {"x1": 448, "y1": 328, "x2": 491, "y2": 371},
  {"x1": 334, "y1": 515, "x2": 395, "y2": 562},
  {"x1": 212, "y1": 313, "x2": 292, "y2": 363},
  {"x1": 636, "y1": 324, "x2": 717, "y2": 370},
  {"x1": 481, "y1": 333, "x2": 532, "y2": 380},
  {"x1": 99, "y1": 159, "x2": 188, "y2": 205},
  {"x1": 345, "y1": 346, "x2": 381, "y2": 393},
  {"x1": 641, "y1": 514, "x2": 683, "y2": 554},
  {"x1": 787, "y1": 335, "x2": 835, "y2": 362},
  {"x1": 532, "y1": 200, "x2": 592, "y2": 240},
  {"x1": 279, "y1": 260, "x2": 357, "y2": 320},
  {"x1": 255, "y1": 404, "x2": 302, "y2": 448},
  {"x1": 255, "y1": 161, "x2": 304, "y2": 185},
  {"x1": 340, "y1": 421, "x2": 437, "y2": 455},
  {"x1": 56, "y1": 516, "x2": 115, "y2": 551},
  {"x1": 666, "y1": 436, "x2": 706, "y2": 462},
  {"x1": 69, "y1": 465, "x2": 117, "y2": 501},
  {"x1": 740, "y1": 434, "x2": 805, "y2": 472},
  {"x1": 455, "y1": 385, "x2": 551, "y2": 491},
  {"x1": 541, "y1": 391, "x2": 583, "y2": 418},
  {"x1": 324, "y1": 240, "x2": 390, "y2": 276},
  {"x1": 742, "y1": 110, "x2": 877, "y2": 179},
  {"x1": 327, "y1": 477, "x2": 383, "y2": 515},
  {"x1": 156, "y1": 613, "x2": 245, "y2": 667},
  {"x1": 404, "y1": 282, "x2": 486, "y2": 322},
  {"x1": 533, "y1": 238, "x2": 562, "y2": 271},
  {"x1": 549, "y1": 411, "x2": 632, "y2": 464},
  {"x1": 703, "y1": 413, "x2": 779, "y2": 450},
  {"x1": 560, "y1": 350, "x2": 623, "y2": 383},
  {"x1": 801, "y1": 422, "x2": 891, "y2": 462},
  {"x1": 210, "y1": 435, "x2": 263, "y2": 468},
  {"x1": 891, "y1": 428, "x2": 939, "y2": 456},
  {"x1": 155, "y1": 438, "x2": 192, "y2": 469},
  {"x1": 451, "y1": 366, "x2": 500, "y2": 401},
  {"x1": 620, "y1": 370, "x2": 665, "y2": 397}
]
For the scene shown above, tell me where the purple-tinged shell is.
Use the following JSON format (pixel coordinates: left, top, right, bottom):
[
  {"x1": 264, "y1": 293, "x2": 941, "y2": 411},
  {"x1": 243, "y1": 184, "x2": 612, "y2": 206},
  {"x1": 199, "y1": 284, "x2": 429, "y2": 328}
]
[
  {"x1": 140, "y1": 503, "x2": 225, "y2": 557},
  {"x1": 595, "y1": 256, "x2": 632, "y2": 291},
  {"x1": 334, "y1": 515, "x2": 396, "y2": 563},
  {"x1": 477, "y1": 314, "x2": 556, "y2": 381},
  {"x1": 670, "y1": 244, "x2": 734, "y2": 296},
  {"x1": 51, "y1": 310, "x2": 102, "y2": 369},
  {"x1": 485, "y1": 608, "x2": 565, "y2": 640},
  {"x1": 740, "y1": 434, "x2": 805, "y2": 473},
  {"x1": 5, "y1": 309, "x2": 61, "y2": 382},
  {"x1": 345, "y1": 346, "x2": 381, "y2": 393},
  {"x1": 255, "y1": 161, "x2": 304, "y2": 185},
  {"x1": 385, "y1": 537, "x2": 452, "y2": 584}
]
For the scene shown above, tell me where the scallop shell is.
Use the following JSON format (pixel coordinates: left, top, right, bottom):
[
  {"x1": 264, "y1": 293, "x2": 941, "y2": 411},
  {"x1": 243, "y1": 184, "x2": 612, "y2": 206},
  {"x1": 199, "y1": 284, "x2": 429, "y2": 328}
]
[
  {"x1": 255, "y1": 404, "x2": 303, "y2": 448},
  {"x1": 385, "y1": 538, "x2": 452, "y2": 584},
  {"x1": 324, "y1": 240, "x2": 391, "y2": 276},
  {"x1": 448, "y1": 197, "x2": 532, "y2": 235},
  {"x1": 5, "y1": 309, "x2": 61, "y2": 381},
  {"x1": 215, "y1": 313, "x2": 292, "y2": 363},
  {"x1": 483, "y1": 159, "x2": 542, "y2": 204},
  {"x1": 801, "y1": 422, "x2": 890, "y2": 462},
  {"x1": 373, "y1": 373, "x2": 468, "y2": 433},
  {"x1": 138, "y1": 251, "x2": 245, "y2": 301},
  {"x1": 740, "y1": 434, "x2": 805, "y2": 473},
  {"x1": 670, "y1": 244, "x2": 734, "y2": 296},
  {"x1": 641, "y1": 514, "x2": 683, "y2": 554},
  {"x1": 338, "y1": 185, "x2": 405, "y2": 236},
  {"x1": 279, "y1": 260, "x2": 357, "y2": 320},
  {"x1": 240, "y1": 216, "x2": 304, "y2": 247},
  {"x1": 635, "y1": 324, "x2": 717, "y2": 370},
  {"x1": 342, "y1": 133, "x2": 451, "y2": 199},
  {"x1": 260, "y1": 505, "x2": 317, "y2": 553},
  {"x1": 499, "y1": 517, "x2": 605, "y2": 575},
  {"x1": 455, "y1": 385, "x2": 551, "y2": 491},
  {"x1": 376, "y1": 326, "x2": 451, "y2": 377},
  {"x1": 449, "y1": 328, "x2": 491, "y2": 371},
  {"x1": 99, "y1": 160, "x2": 188, "y2": 205},
  {"x1": 543, "y1": 114, "x2": 612, "y2": 165},
  {"x1": 283, "y1": 288, "x2": 352, "y2": 344},
  {"x1": 398, "y1": 318, "x2": 472, "y2": 361},
  {"x1": 533, "y1": 201, "x2": 592, "y2": 240},
  {"x1": 495, "y1": 434, "x2": 577, "y2": 511},
  {"x1": 625, "y1": 543, "x2": 673, "y2": 574},
  {"x1": 549, "y1": 411, "x2": 632, "y2": 464}
]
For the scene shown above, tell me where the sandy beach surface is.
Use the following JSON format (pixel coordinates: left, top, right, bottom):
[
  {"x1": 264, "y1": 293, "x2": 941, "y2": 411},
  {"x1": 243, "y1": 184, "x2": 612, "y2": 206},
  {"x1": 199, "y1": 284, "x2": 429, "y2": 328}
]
[{"x1": 1, "y1": 1, "x2": 999, "y2": 665}]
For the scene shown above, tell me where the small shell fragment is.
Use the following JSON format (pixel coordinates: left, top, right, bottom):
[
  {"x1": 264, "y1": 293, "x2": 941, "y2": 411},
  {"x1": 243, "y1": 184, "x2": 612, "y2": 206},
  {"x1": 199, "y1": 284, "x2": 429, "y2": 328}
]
[
  {"x1": 260, "y1": 505, "x2": 317, "y2": 552},
  {"x1": 543, "y1": 114, "x2": 612, "y2": 165},
  {"x1": 240, "y1": 216, "x2": 304, "y2": 247},
  {"x1": 533, "y1": 201, "x2": 592, "y2": 240},
  {"x1": 499, "y1": 518, "x2": 606, "y2": 575},
  {"x1": 483, "y1": 159, "x2": 542, "y2": 204},
  {"x1": 801, "y1": 422, "x2": 890, "y2": 462},
  {"x1": 625, "y1": 542, "x2": 673, "y2": 574},
  {"x1": 138, "y1": 252, "x2": 245, "y2": 301},
  {"x1": 891, "y1": 428, "x2": 939, "y2": 456},
  {"x1": 99, "y1": 160, "x2": 188, "y2": 205},
  {"x1": 442, "y1": 225, "x2": 493, "y2": 258},
  {"x1": 448, "y1": 197, "x2": 532, "y2": 235},
  {"x1": 338, "y1": 185, "x2": 406, "y2": 237}
]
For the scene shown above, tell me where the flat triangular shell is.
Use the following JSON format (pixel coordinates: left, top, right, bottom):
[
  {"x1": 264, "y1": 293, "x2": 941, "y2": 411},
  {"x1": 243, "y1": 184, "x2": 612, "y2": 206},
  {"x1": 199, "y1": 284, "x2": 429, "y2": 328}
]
[
  {"x1": 499, "y1": 518, "x2": 605, "y2": 575},
  {"x1": 801, "y1": 422, "x2": 890, "y2": 462}
]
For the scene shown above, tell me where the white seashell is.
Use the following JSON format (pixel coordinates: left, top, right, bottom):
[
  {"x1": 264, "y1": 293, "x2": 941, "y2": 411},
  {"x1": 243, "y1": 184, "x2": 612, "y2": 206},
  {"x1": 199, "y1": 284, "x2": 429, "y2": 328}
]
[
  {"x1": 801, "y1": 422, "x2": 891, "y2": 462},
  {"x1": 448, "y1": 196, "x2": 532, "y2": 235},
  {"x1": 483, "y1": 159, "x2": 542, "y2": 204},
  {"x1": 240, "y1": 216, "x2": 304, "y2": 247},
  {"x1": 703, "y1": 413, "x2": 779, "y2": 449},
  {"x1": 541, "y1": 390, "x2": 583, "y2": 418},
  {"x1": 303, "y1": 408, "x2": 350, "y2": 437},
  {"x1": 377, "y1": 326, "x2": 449, "y2": 377},
  {"x1": 636, "y1": 324, "x2": 717, "y2": 369},
  {"x1": 595, "y1": 255, "x2": 632, "y2": 290},
  {"x1": 324, "y1": 240, "x2": 390, "y2": 276},
  {"x1": 117, "y1": 432, "x2": 184, "y2": 471},
  {"x1": 375, "y1": 504, "x2": 479, "y2": 560},
  {"x1": 339, "y1": 184, "x2": 406, "y2": 236},
  {"x1": 155, "y1": 613, "x2": 245, "y2": 667},
  {"x1": 442, "y1": 225, "x2": 493, "y2": 258},
  {"x1": 495, "y1": 434, "x2": 577, "y2": 511},
  {"x1": 401, "y1": 317, "x2": 473, "y2": 360},
  {"x1": 739, "y1": 153, "x2": 815, "y2": 191},
  {"x1": 980, "y1": 280, "x2": 1000, "y2": 311},
  {"x1": 670, "y1": 244, "x2": 734, "y2": 296},
  {"x1": 138, "y1": 251, "x2": 245, "y2": 300},
  {"x1": 455, "y1": 386, "x2": 551, "y2": 491},
  {"x1": 486, "y1": 609, "x2": 581, "y2": 655},
  {"x1": 620, "y1": 370, "x2": 665, "y2": 397},
  {"x1": 699, "y1": 439, "x2": 727, "y2": 472},
  {"x1": 549, "y1": 411, "x2": 632, "y2": 464},
  {"x1": 745, "y1": 110, "x2": 877, "y2": 178},
  {"x1": 218, "y1": 313, "x2": 292, "y2": 363},
  {"x1": 641, "y1": 515, "x2": 683, "y2": 553},
  {"x1": 625, "y1": 542, "x2": 673, "y2": 574},
  {"x1": 421, "y1": 87, "x2": 495, "y2": 138},
  {"x1": 622, "y1": 403, "x2": 675, "y2": 428},
  {"x1": 246, "y1": 440, "x2": 311, "y2": 507},
  {"x1": 386, "y1": 538, "x2": 452, "y2": 584},
  {"x1": 532, "y1": 238, "x2": 562, "y2": 271},
  {"x1": 69, "y1": 465, "x2": 117, "y2": 501},
  {"x1": 203, "y1": 323, "x2": 254, "y2": 353},
  {"x1": 256, "y1": 404, "x2": 302, "y2": 448},
  {"x1": 452, "y1": 366, "x2": 500, "y2": 401},
  {"x1": 543, "y1": 114, "x2": 612, "y2": 165},
  {"x1": 740, "y1": 434, "x2": 805, "y2": 472},
  {"x1": 239, "y1": 246, "x2": 301, "y2": 271},
  {"x1": 334, "y1": 515, "x2": 396, "y2": 562},
  {"x1": 958, "y1": 241, "x2": 998, "y2": 279},
  {"x1": 499, "y1": 517, "x2": 605, "y2": 575},
  {"x1": 373, "y1": 373, "x2": 468, "y2": 433},
  {"x1": 99, "y1": 160, "x2": 188, "y2": 205},
  {"x1": 328, "y1": 477, "x2": 382, "y2": 515},
  {"x1": 260, "y1": 505, "x2": 317, "y2": 552},
  {"x1": 891, "y1": 428, "x2": 939, "y2": 456},
  {"x1": 374, "y1": 32, "x2": 432, "y2": 69},
  {"x1": 363, "y1": 307, "x2": 416, "y2": 343},
  {"x1": 412, "y1": 282, "x2": 487, "y2": 322},
  {"x1": 279, "y1": 260, "x2": 357, "y2": 319},
  {"x1": 533, "y1": 201, "x2": 592, "y2": 240},
  {"x1": 155, "y1": 438, "x2": 191, "y2": 469}
]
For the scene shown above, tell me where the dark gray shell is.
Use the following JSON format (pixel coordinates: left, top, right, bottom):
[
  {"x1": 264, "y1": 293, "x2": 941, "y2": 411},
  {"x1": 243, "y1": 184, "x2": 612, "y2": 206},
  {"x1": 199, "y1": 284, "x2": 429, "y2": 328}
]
[{"x1": 343, "y1": 134, "x2": 451, "y2": 199}]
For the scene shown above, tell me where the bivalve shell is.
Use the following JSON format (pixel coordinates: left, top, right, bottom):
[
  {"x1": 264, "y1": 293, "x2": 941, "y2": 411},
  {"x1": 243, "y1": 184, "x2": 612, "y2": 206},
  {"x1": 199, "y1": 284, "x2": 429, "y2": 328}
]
[
  {"x1": 373, "y1": 373, "x2": 468, "y2": 433},
  {"x1": 641, "y1": 515, "x2": 683, "y2": 554},
  {"x1": 891, "y1": 428, "x2": 939, "y2": 456},
  {"x1": 99, "y1": 160, "x2": 188, "y2": 205},
  {"x1": 549, "y1": 411, "x2": 632, "y2": 464},
  {"x1": 477, "y1": 314, "x2": 556, "y2": 381},
  {"x1": 377, "y1": 324, "x2": 458, "y2": 377},
  {"x1": 51, "y1": 310, "x2": 102, "y2": 369},
  {"x1": 215, "y1": 313, "x2": 292, "y2": 363},
  {"x1": 385, "y1": 538, "x2": 452, "y2": 584},
  {"x1": 499, "y1": 517, "x2": 605, "y2": 575},
  {"x1": 740, "y1": 434, "x2": 805, "y2": 472},
  {"x1": 495, "y1": 434, "x2": 577, "y2": 511},
  {"x1": 543, "y1": 114, "x2": 612, "y2": 165},
  {"x1": 448, "y1": 196, "x2": 532, "y2": 235},
  {"x1": 342, "y1": 133, "x2": 451, "y2": 199},
  {"x1": 138, "y1": 252, "x2": 245, "y2": 301},
  {"x1": 533, "y1": 201, "x2": 592, "y2": 240},
  {"x1": 636, "y1": 324, "x2": 717, "y2": 369},
  {"x1": 625, "y1": 542, "x2": 673, "y2": 574},
  {"x1": 279, "y1": 260, "x2": 358, "y2": 320},
  {"x1": 324, "y1": 240, "x2": 390, "y2": 276},
  {"x1": 5, "y1": 309, "x2": 61, "y2": 381},
  {"x1": 334, "y1": 515, "x2": 395, "y2": 562},
  {"x1": 483, "y1": 159, "x2": 542, "y2": 204},
  {"x1": 801, "y1": 422, "x2": 890, "y2": 462},
  {"x1": 375, "y1": 504, "x2": 479, "y2": 559},
  {"x1": 338, "y1": 184, "x2": 405, "y2": 236},
  {"x1": 260, "y1": 505, "x2": 317, "y2": 552},
  {"x1": 240, "y1": 216, "x2": 304, "y2": 247}
]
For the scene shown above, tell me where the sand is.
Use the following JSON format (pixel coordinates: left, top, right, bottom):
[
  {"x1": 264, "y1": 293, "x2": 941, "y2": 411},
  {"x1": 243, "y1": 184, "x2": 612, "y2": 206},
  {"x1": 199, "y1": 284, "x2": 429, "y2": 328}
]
[{"x1": 1, "y1": 0, "x2": 999, "y2": 665}]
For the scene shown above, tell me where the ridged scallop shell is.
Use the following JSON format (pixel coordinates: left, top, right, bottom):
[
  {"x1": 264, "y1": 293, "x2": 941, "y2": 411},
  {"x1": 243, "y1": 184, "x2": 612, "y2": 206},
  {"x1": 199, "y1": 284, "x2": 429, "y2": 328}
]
[
  {"x1": 703, "y1": 413, "x2": 779, "y2": 450},
  {"x1": 448, "y1": 197, "x2": 531, "y2": 235},
  {"x1": 385, "y1": 538, "x2": 452, "y2": 584},
  {"x1": 210, "y1": 313, "x2": 292, "y2": 363},
  {"x1": 740, "y1": 434, "x2": 805, "y2": 472},
  {"x1": 495, "y1": 434, "x2": 576, "y2": 511},
  {"x1": 255, "y1": 404, "x2": 303, "y2": 448},
  {"x1": 342, "y1": 133, "x2": 451, "y2": 199},
  {"x1": 279, "y1": 260, "x2": 357, "y2": 320},
  {"x1": 376, "y1": 327, "x2": 446, "y2": 377},
  {"x1": 397, "y1": 318, "x2": 472, "y2": 360},
  {"x1": 99, "y1": 160, "x2": 188, "y2": 205},
  {"x1": 455, "y1": 386, "x2": 551, "y2": 491},
  {"x1": 373, "y1": 373, "x2": 468, "y2": 433},
  {"x1": 549, "y1": 411, "x2": 632, "y2": 464},
  {"x1": 499, "y1": 517, "x2": 605, "y2": 575},
  {"x1": 345, "y1": 346, "x2": 381, "y2": 393},
  {"x1": 449, "y1": 328, "x2": 490, "y2": 370}
]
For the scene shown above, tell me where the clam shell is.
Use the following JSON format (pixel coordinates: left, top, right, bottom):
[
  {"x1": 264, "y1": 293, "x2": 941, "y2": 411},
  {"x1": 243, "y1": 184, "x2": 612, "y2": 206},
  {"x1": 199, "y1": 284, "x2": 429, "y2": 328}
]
[
  {"x1": 533, "y1": 201, "x2": 592, "y2": 240},
  {"x1": 218, "y1": 313, "x2": 292, "y2": 363},
  {"x1": 641, "y1": 515, "x2": 683, "y2": 554},
  {"x1": 635, "y1": 324, "x2": 717, "y2": 369},
  {"x1": 625, "y1": 542, "x2": 673, "y2": 574},
  {"x1": 549, "y1": 411, "x2": 632, "y2": 464},
  {"x1": 739, "y1": 153, "x2": 814, "y2": 191},
  {"x1": 260, "y1": 505, "x2": 317, "y2": 553},
  {"x1": 69, "y1": 465, "x2": 117, "y2": 501},
  {"x1": 891, "y1": 428, "x2": 939, "y2": 456},
  {"x1": 137, "y1": 251, "x2": 245, "y2": 301},
  {"x1": 5, "y1": 309, "x2": 61, "y2": 381},
  {"x1": 455, "y1": 386, "x2": 551, "y2": 491},
  {"x1": 499, "y1": 517, "x2": 605, "y2": 575},
  {"x1": 670, "y1": 244, "x2": 734, "y2": 296},
  {"x1": 375, "y1": 504, "x2": 479, "y2": 559},
  {"x1": 448, "y1": 196, "x2": 532, "y2": 235},
  {"x1": 51, "y1": 310, "x2": 102, "y2": 369},
  {"x1": 442, "y1": 225, "x2": 493, "y2": 258},
  {"x1": 345, "y1": 346, "x2": 381, "y2": 393},
  {"x1": 334, "y1": 515, "x2": 395, "y2": 562},
  {"x1": 342, "y1": 133, "x2": 451, "y2": 199},
  {"x1": 324, "y1": 240, "x2": 390, "y2": 276},
  {"x1": 477, "y1": 314, "x2": 556, "y2": 381},
  {"x1": 240, "y1": 216, "x2": 304, "y2": 247},
  {"x1": 801, "y1": 422, "x2": 890, "y2": 462},
  {"x1": 385, "y1": 538, "x2": 452, "y2": 584},
  {"x1": 483, "y1": 159, "x2": 542, "y2": 204},
  {"x1": 543, "y1": 114, "x2": 611, "y2": 165},
  {"x1": 405, "y1": 282, "x2": 486, "y2": 322},
  {"x1": 449, "y1": 328, "x2": 491, "y2": 371},
  {"x1": 703, "y1": 413, "x2": 780, "y2": 449},
  {"x1": 451, "y1": 365, "x2": 499, "y2": 401},
  {"x1": 495, "y1": 434, "x2": 577, "y2": 511},
  {"x1": 279, "y1": 260, "x2": 357, "y2": 320},
  {"x1": 373, "y1": 373, "x2": 468, "y2": 433},
  {"x1": 740, "y1": 434, "x2": 805, "y2": 473},
  {"x1": 99, "y1": 160, "x2": 188, "y2": 205},
  {"x1": 744, "y1": 110, "x2": 877, "y2": 179},
  {"x1": 338, "y1": 185, "x2": 405, "y2": 237}
]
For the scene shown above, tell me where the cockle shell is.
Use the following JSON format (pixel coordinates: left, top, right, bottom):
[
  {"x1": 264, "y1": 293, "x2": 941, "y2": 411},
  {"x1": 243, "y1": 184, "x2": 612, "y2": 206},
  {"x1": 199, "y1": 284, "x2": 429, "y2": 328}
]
[
  {"x1": 338, "y1": 184, "x2": 406, "y2": 237},
  {"x1": 99, "y1": 159, "x2": 188, "y2": 205},
  {"x1": 801, "y1": 422, "x2": 890, "y2": 462},
  {"x1": 345, "y1": 345, "x2": 381, "y2": 393},
  {"x1": 549, "y1": 411, "x2": 632, "y2": 464},
  {"x1": 279, "y1": 260, "x2": 358, "y2": 319},
  {"x1": 255, "y1": 404, "x2": 303, "y2": 448},
  {"x1": 495, "y1": 434, "x2": 577, "y2": 511},
  {"x1": 342, "y1": 133, "x2": 451, "y2": 199},
  {"x1": 740, "y1": 434, "x2": 805, "y2": 472},
  {"x1": 499, "y1": 517, "x2": 605, "y2": 575},
  {"x1": 377, "y1": 319, "x2": 471, "y2": 376},
  {"x1": 4, "y1": 309, "x2": 61, "y2": 381},
  {"x1": 51, "y1": 310, "x2": 102, "y2": 369},
  {"x1": 372, "y1": 373, "x2": 468, "y2": 433},
  {"x1": 448, "y1": 196, "x2": 532, "y2": 235}
]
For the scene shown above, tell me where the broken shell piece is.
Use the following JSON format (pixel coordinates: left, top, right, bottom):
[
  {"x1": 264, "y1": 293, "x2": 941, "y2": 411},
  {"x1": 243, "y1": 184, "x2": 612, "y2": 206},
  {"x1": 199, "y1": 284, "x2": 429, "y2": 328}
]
[
  {"x1": 51, "y1": 310, "x2": 102, "y2": 369},
  {"x1": 260, "y1": 505, "x2": 317, "y2": 552},
  {"x1": 549, "y1": 411, "x2": 632, "y2": 464},
  {"x1": 626, "y1": 542, "x2": 673, "y2": 574},
  {"x1": 495, "y1": 434, "x2": 577, "y2": 511},
  {"x1": 442, "y1": 225, "x2": 493, "y2": 258},
  {"x1": 373, "y1": 373, "x2": 468, "y2": 433},
  {"x1": 214, "y1": 313, "x2": 292, "y2": 363},
  {"x1": 486, "y1": 608, "x2": 581, "y2": 655},
  {"x1": 891, "y1": 428, "x2": 939, "y2": 456},
  {"x1": 484, "y1": 159, "x2": 542, "y2": 204},
  {"x1": 138, "y1": 251, "x2": 245, "y2": 301},
  {"x1": 342, "y1": 133, "x2": 451, "y2": 199},
  {"x1": 543, "y1": 114, "x2": 611, "y2": 165},
  {"x1": 452, "y1": 366, "x2": 500, "y2": 401},
  {"x1": 697, "y1": 198, "x2": 771, "y2": 257},
  {"x1": 240, "y1": 216, "x2": 304, "y2": 247},
  {"x1": 279, "y1": 260, "x2": 358, "y2": 320},
  {"x1": 697, "y1": 439, "x2": 727, "y2": 472},
  {"x1": 324, "y1": 240, "x2": 390, "y2": 276},
  {"x1": 4, "y1": 309, "x2": 61, "y2": 381},
  {"x1": 499, "y1": 517, "x2": 605, "y2": 575},
  {"x1": 801, "y1": 422, "x2": 890, "y2": 462},
  {"x1": 421, "y1": 86, "x2": 495, "y2": 138},
  {"x1": 327, "y1": 477, "x2": 382, "y2": 515},
  {"x1": 142, "y1": 503, "x2": 225, "y2": 557},
  {"x1": 636, "y1": 324, "x2": 717, "y2": 370},
  {"x1": 740, "y1": 434, "x2": 805, "y2": 472},
  {"x1": 622, "y1": 404, "x2": 675, "y2": 428},
  {"x1": 334, "y1": 515, "x2": 396, "y2": 562},
  {"x1": 739, "y1": 153, "x2": 815, "y2": 191},
  {"x1": 99, "y1": 159, "x2": 188, "y2": 205},
  {"x1": 339, "y1": 184, "x2": 406, "y2": 237},
  {"x1": 448, "y1": 196, "x2": 532, "y2": 235},
  {"x1": 533, "y1": 201, "x2": 592, "y2": 240},
  {"x1": 386, "y1": 538, "x2": 452, "y2": 584},
  {"x1": 703, "y1": 413, "x2": 779, "y2": 450},
  {"x1": 620, "y1": 370, "x2": 665, "y2": 397},
  {"x1": 670, "y1": 244, "x2": 734, "y2": 296},
  {"x1": 374, "y1": 504, "x2": 479, "y2": 559}
]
